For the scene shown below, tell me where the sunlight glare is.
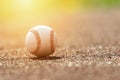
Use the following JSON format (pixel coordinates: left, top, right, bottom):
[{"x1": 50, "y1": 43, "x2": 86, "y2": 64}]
[{"x1": 13, "y1": 0, "x2": 35, "y2": 10}]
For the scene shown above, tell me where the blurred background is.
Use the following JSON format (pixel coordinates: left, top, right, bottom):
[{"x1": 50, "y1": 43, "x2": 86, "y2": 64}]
[{"x1": 0, "y1": 0, "x2": 120, "y2": 49}]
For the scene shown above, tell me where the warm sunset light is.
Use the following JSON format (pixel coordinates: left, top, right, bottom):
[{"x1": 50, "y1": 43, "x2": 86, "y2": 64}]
[{"x1": 0, "y1": 0, "x2": 80, "y2": 37}]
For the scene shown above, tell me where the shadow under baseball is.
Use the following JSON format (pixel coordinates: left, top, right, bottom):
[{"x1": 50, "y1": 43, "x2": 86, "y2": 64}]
[{"x1": 30, "y1": 56, "x2": 63, "y2": 60}]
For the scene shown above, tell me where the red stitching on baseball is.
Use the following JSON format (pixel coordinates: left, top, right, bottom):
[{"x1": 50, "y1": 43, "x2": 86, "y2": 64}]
[
  {"x1": 30, "y1": 29, "x2": 41, "y2": 53},
  {"x1": 50, "y1": 30, "x2": 55, "y2": 53}
]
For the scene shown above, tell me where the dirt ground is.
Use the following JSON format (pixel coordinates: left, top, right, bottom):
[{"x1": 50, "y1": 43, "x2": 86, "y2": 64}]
[{"x1": 0, "y1": 9, "x2": 120, "y2": 80}]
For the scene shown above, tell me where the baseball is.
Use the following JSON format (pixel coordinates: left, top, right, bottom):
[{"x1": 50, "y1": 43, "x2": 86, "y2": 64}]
[{"x1": 25, "y1": 25, "x2": 57, "y2": 57}]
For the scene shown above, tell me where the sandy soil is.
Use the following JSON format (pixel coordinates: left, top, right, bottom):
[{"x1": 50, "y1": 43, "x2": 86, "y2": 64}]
[{"x1": 0, "y1": 9, "x2": 120, "y2": 80}]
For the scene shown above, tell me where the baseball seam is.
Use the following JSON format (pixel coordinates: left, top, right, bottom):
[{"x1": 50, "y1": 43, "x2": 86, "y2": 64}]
[{"x1": 30, "y1": 29, "x2": 41, "y2": 53}]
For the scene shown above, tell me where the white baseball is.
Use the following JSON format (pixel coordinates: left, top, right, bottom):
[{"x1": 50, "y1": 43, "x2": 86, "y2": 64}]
[{"x1": 26, "y1": 25, "x2": 57, "y2": 57}]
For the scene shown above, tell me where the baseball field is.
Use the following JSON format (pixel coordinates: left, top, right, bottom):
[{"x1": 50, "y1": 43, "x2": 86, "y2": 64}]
[{"x1": 0, "y1": 0, "x2": 120, "y2": 80}]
